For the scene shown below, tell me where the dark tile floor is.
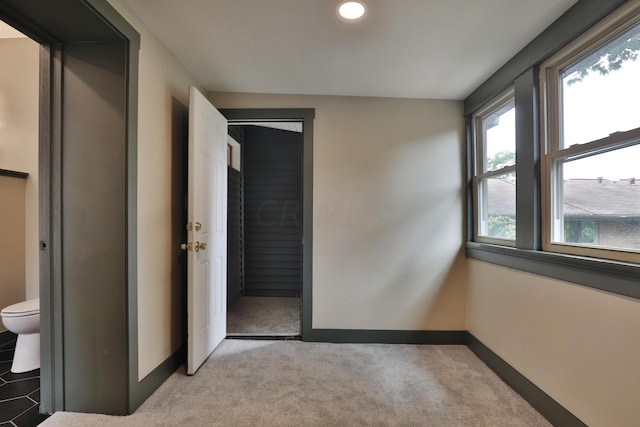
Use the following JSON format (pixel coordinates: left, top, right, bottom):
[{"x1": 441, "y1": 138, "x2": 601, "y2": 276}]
[{"x1": 0, "y1": 333, "x2": 49, "y2": 427}]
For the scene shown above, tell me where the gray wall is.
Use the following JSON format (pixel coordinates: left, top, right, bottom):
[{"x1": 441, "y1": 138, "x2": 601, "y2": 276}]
[{"x1": 62, "y1": 41, "x2": 128, "y2": 413}]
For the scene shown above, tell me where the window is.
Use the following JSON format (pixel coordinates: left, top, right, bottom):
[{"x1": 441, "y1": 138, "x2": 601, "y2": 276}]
[
  {"x1": 541, "y1": 3, "x2": 640, "y2": 262},
  {"x1": 465, "y1": 1, "x2": 640, "y2": 300},
  {"x1": 473, "y1": 89, "x2": 516, "y2": 244}
]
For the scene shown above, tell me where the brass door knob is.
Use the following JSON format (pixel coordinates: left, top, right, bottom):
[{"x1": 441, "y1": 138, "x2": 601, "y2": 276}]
[
  {"x1": 186, "y1": 222, "x2": 203, "y2": 231},
  {"x1": 194, "y1": 241, "x2": 207, "y2": 252},
  {"x1": 180, "y1": 243, "x2": 192, "y2": 251}
]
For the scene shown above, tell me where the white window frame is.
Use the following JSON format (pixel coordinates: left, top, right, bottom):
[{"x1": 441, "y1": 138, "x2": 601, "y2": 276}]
[
  {"x1": 540, "y1": 0, "x2": 640, "y2": 263},
  {"x1": 472, "y1": 87, "x2": 516, "y2": 246}
]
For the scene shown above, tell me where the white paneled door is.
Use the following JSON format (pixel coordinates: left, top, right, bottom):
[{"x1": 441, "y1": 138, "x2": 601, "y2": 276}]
[{"x1": 186, "y1": 86, "x2": 228, "y2": 375}]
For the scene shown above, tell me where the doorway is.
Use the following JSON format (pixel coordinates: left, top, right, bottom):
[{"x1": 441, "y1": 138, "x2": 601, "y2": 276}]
[
  {"x1": 219, "y1": 108, "x2": 314, "y2": 340},
  {"x1": 0, "y1": 21, "x2": 44, "y2": 424},
  {"x1": 0, "y1": 24, "x2": 40, "y2": 311},
  {"x1": 226, "y1": 122, "x2": 303, "y2": 337},
  {"x1": 0, "y1": 0, "x2": 141, "y2": 414}
]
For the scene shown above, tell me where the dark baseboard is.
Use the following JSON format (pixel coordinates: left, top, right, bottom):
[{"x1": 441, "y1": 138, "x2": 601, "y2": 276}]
[
  {"x1": 466, "y1": 332, "x2": 586, "y2": 427},
  {"x1": 227, "y1": 334, "x2": 301, "y2": 341},
  {"x1": 129, "y1": 345, "x2": 185, "y2": 412},
  {"x1": 304, "y1": 329, "x2": 467, "y2": 344}
]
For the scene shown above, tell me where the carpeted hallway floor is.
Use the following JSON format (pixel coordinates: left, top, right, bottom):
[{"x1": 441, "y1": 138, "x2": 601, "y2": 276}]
[{"x1": 40, "y1": 339, "x2": 550, "y2": 426}]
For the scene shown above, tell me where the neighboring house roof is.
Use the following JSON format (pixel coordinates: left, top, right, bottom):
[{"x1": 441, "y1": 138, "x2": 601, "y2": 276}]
[
  {"x1": 486, "y1": 178, "x2": 516, "y2": 216},
  {"x1": 487, "y1": 178, "x2": 640, "y2": 218},
  {"x1": 563, "y1": 179, "x2": 640, "y2": 218}
]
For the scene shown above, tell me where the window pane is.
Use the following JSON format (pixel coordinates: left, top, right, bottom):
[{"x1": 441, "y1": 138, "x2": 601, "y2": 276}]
[
  {"x1": 479, "y1": 172, "x2": 516, "y2": 239},
  {"x1": 482, "y1": 103, "x2": 515, "y2": 172},
  {"x1": 553, "y1": 144, "x2": 640, "y2": 250},
  {"x1": 561, "y1": 23, "x2": 640, "y2": 148}
]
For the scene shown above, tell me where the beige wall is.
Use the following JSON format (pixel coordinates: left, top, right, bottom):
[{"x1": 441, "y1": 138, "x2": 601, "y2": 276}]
[
  {"x1": 467, "y1": 260, "x2": 640, "y2": 426},
  {"x1": 0, "y1": 37, "x2": 40, "y2": 301},
  {"x1": 0, "y1": 177, "x2": 26, "y2": 331},
  {"x1": 108, "y1": 0, "x2": 202, "y2": 380},
  {"x1": 209, "y1": 92, "x2": 467, "y2": 330}
]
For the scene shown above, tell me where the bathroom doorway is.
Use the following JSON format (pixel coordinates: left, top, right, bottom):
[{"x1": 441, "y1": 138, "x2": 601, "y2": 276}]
[
  {"x1": 225, "y1": 121, "x2": 303, "y2": 338},
  {"x1": 1, "y1": 1, "x2": 141, "y2": 414},
  {"x1": 0, "y1": 21, "x2": 40, "y2": 324},
  {"x1": 0, "y1": 20, "x2": 47, "y2": 424}
]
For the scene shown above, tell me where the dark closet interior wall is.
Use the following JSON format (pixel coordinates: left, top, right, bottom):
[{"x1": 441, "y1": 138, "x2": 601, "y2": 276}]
[
  {"x1": 227, "y1": 166, "x2": 243, "y2": 305},
  {"x1": 227, "y1": 127, "x2": 243, "y2": 306},
  {"x1": 227, "y1": 166, "x2": 243, "y2": 307},
  {"x1": 243, "y1": 125, "x2": 302, "y2": 297}
]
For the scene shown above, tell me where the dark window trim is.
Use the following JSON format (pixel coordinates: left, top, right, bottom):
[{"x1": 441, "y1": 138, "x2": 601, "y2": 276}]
[
  {"x1": 466, "y1": 242, "x2": 640, "y2": 299},
  {"x1": 464, "y1": 0, "x2": 627, "y2": 115},
  {"x1": 514, "y1": 68, "x2": 540, "y2": 251},
  {"x1": 465, "y1": 0, "x2": 640, "y2": 301}
]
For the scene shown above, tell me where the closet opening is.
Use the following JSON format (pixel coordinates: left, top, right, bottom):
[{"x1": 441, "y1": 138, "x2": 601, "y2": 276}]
[{"x1": 226, "y1": 122, "x2": 303, "y2": 338}]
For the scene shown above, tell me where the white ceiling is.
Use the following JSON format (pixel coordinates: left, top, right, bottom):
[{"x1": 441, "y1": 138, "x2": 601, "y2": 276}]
[{"x1": 124, "y1": 0, "x2": 578, "y2": 100}]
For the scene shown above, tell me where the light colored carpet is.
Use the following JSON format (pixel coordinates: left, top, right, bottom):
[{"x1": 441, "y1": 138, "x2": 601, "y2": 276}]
[
  {"x1": 40, "y1": 340, "x2": 550, "y2": 427},
  {"x1": 227, "y1": 296, "x2": 300, "y2": 336}
]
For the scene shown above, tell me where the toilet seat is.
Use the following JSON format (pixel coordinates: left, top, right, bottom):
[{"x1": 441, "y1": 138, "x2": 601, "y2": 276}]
[{"x1": 1, "y1": 299, "x2": 39, "y2": 318}]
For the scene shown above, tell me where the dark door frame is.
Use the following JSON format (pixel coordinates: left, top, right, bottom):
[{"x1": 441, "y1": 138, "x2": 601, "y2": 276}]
[
  {"x1": 220, "y1": 109, "x2": 314, "y2": 340},
  {"x1": 0, "y1": 0, "x2": 142, "y2": 415}
]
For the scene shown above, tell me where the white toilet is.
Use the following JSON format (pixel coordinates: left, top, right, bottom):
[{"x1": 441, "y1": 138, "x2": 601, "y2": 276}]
[{"x1": 1, "y1": 298, "x2": 40, "y2": 373}]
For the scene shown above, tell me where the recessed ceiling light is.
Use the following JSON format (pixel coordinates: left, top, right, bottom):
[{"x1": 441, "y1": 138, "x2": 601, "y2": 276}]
[{"x1": 337, "y1": 0, "x2": 367, "y2": 22}]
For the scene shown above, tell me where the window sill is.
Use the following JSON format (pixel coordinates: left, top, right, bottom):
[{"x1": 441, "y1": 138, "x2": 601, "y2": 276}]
[{"x1": 465, "y1": 241, "x2": 640, "y2": 300}]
